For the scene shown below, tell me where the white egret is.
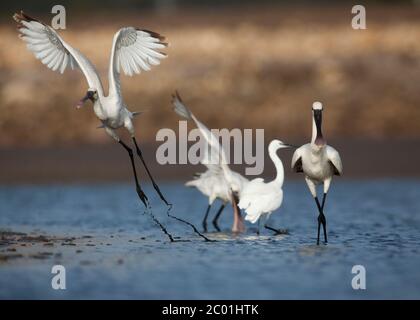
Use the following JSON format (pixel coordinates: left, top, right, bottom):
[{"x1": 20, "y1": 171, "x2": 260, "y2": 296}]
[{"x1": 238, "y1": 140, "x2": 291, "y2": 235}]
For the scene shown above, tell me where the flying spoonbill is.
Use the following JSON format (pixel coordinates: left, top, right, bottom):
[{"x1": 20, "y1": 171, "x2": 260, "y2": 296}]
[
  {"x1": 172, "y1": 91, "x2": 248, "y2": 233},
  {"x1": 14, "y1": 11, "x2": 210, "y2": 241},
  {"x1": 291, "y1": 102, "x2": 343, "y2": 245},
  {"x1": 238, "y1": 140, "x2": 291, "y2": 235}
]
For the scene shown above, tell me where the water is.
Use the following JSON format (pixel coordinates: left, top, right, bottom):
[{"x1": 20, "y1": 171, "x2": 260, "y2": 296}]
[{"x1": 0, "y1": 180, "x2": 419, "y2": 299}]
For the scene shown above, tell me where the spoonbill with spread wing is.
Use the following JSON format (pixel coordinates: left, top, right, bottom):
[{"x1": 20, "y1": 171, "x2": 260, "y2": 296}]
[
  {"x1": 14, "y1": 11, "x2": 209, "y2": 242},
  {"x1": 291, "y1": 102, "x2": 343, "y2": 245},
  {"x1": 172, "y1": 91, "x2": 248, "y2": 233}
]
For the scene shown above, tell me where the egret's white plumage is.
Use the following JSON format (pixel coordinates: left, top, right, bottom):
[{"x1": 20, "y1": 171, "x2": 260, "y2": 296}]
[
  {"x1": 185, "y1": 165, "x2": 231, "y2": 206},
  {"x1": 172, "y1": 92, "x2": 248, "y2": 232},
  {"x1": 239, "y1": 140, "x2": 289, "y2": 230},
  {"x1": 291, "y1": 102, "x2": 343, "y2": 244},
  {"x1": 14, "y1": 11, "x2": 167, "y2": 141}
]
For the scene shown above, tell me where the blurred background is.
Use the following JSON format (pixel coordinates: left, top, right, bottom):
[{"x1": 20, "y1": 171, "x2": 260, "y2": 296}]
[{"x1": 1, "y1": 0, "x2": 420, "y2": 183}]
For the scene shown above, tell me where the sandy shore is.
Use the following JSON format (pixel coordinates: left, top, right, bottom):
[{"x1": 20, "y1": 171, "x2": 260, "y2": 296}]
[
  {"x1": 0, "y1": 229, "x2": 160, "y2": 267},
  {"x1": 0, "y1": 230, "x2": 99, "y2": 266}
]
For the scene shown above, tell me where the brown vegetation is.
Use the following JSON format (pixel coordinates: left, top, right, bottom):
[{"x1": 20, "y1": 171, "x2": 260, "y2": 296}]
[{"x1": 1, "y1": 5, "x2": 420, "y2": 147}]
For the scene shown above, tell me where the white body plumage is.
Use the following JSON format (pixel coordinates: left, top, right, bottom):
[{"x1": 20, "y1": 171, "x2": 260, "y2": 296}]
[
  {"x1": 239, "y1": 140, "x2": 288, "y2": 224},
  {"x1": 14, "y1": 12, "x2": 168, "y2": 142}
]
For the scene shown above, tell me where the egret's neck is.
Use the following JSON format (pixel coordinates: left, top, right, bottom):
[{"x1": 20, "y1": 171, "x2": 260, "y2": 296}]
[{"x1": 269, "y1": 146, "x2": 285, "y2": 187}]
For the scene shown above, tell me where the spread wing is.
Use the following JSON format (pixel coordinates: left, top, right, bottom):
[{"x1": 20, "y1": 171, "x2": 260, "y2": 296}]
[
  {"x1": 327, "y1": 146, "x2": 343, "y2": 176},
  {"x1": 171, "y1": 91, "x2": 229, "y2": 174},
  {"x1": 291, "y1": 147, "x2": 303, "y2": 173},
  {"x1": 13, "y1": 11, "x2": 104, "y2": 95},
  {"x1": 108, "y1": 27, "x2": 168, "y2": 95}
]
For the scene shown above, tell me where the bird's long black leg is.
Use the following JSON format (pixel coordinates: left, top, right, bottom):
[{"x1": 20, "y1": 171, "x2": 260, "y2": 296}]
[
  {"x1": 321, "y1": 193, "x2": 328, "y2": 242},
  {"x1": 264, "y1": 224, "x2": 289, "y2": 235},
  {"x1": 202, "y1": 204, "x2": 211, "y2": 232},
  {"x1": 119, "y1": 140, "x2": 175, "y2": 242},
  {"x1": 257, "y1": 218, "x2": 261, "y2": 235},
  {"x1": 314, "y1": 196, "x2": 327, "y2": 244},
  {"x1": 132, "y1": 137, "x2": 171, "y2": 206},
  {"x1": 132, "y1": 137, "x2": 213, "y2": 242},
  {"x1": 212, "y1": 203, "x2": 225, "y2": 232},
  {"x1": 119, "y1": 140, "x2": 148, "y2": 207},
  {"x1": 321, "y1": 193, "x2": 327, "y2": 210},
  {"x1": 317, "y1": 217, "x2": 321, "y2": 245}
]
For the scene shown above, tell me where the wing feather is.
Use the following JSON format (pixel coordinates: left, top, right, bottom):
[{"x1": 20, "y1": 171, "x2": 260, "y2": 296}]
[
  {"x1": 326, "y1": 146, "x2": 343, "y2": 176},
  {"x1": 49, "y1": 52, "x2": 60, "y2": 70},
  {"x1": 171, "y1": 92, "x2": 238, "y2": 184},
  {"x1": 44, "y1": 49, "x2": 59, "y2": 66},
  {"x1": 132, "y1": 50, "x2": 151, "y2": 71},
  {"x1": 14, "y1": 11, "x2": 104, "y2": 94},
  {"x1": 291, "y1": 147, "x2": 304, "y2": 173},
  {"x1": 108, "y1": 27, "x2": 168, "y2": 95},
  {"x1": 60, "y1": 53, "x2": 69, "y2": 74},
  {"x1": 52, "y1": 51, "x2": 64, "y2": 71}
]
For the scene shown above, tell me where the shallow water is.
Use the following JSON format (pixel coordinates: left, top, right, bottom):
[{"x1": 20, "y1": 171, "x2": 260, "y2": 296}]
[{"x1": 0, "y1": 180, "x2": 419, "y2": 299}]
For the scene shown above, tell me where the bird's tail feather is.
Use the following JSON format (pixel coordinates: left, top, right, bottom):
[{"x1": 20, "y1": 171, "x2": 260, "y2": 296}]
[
  {"x1": 185, "y1": 180, "x2": 197, "y2": 187},
  {"x1": 240, "y1": 202, "x2": 260, "y2": 224},
  {"x1": 171, "y1": 91, "x2": 192, "y2": 120},
  {"x1": 244, "y1": 212, "x2": 260, "y2": 224}
]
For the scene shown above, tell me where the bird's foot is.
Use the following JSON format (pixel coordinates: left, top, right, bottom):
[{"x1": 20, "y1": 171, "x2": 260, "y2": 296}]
[
  {"x1": 274, "y1": 228, "x2": 289, "y2": 235},
  {"x1": 264, "y1": 225, "x2": 288, "y2": 235}
]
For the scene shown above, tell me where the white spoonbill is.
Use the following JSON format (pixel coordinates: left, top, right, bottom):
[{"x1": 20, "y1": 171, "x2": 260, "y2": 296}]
[
  {"x1": 291, "y1": 102, "x2": 343, "y2": 245},
  {"x1": 238, "y1": 140, "x2": 291, "y2": 235},
  {"x1": 172, "y1": 91, "x2": 248, "y2": 233},
  {"x1": 14, "y1": 11, "x2": 210, "y2": 242},
  {"x1": 185, "y1": 166, "x2": 230, "y2": 232}
]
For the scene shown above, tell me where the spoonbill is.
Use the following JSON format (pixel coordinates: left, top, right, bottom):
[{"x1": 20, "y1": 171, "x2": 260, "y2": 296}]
[
  {"x1": 291, "y1": 102, "x2": 343, "y2": 245},
  {"x1": 172, "y1": 91, "x2": 248, "y2": 233},
  {"x1": 238, "y1": 140, "x2": 291, "y2": 235},
  {"x1": 185, "y1": 168, "x2": 230, "y2": 232},
  {"x1": 14, "y1": 11, "x2": 209, "y2": 242}
]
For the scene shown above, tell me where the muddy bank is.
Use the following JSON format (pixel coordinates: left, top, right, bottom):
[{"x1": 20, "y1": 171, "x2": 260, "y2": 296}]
[
  {"x1": 0, "y1": 138, "x2": 419, "y2": 183},
  {"x1": 0, "y1": 229, "x2": 167, "y2": 267}
]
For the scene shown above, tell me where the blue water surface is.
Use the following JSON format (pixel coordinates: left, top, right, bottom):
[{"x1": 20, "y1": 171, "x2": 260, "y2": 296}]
[{"x1": 0, "y1": 180, "x2": 419, "y2": 299}]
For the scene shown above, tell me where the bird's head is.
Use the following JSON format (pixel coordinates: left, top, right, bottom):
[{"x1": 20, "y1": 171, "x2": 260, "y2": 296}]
[
  {"x1": 230, "y1": 184, "x2": 241, "y2": 195},
  {"x1": 230, "y1": 189, "x2": 240, "y2": 203},
  {"x1": 270, "y1": 139, "x2": 297, "y2": 151},
  {"x1": 76, "y1": 88, "x2": 98, "y2": 109}
]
